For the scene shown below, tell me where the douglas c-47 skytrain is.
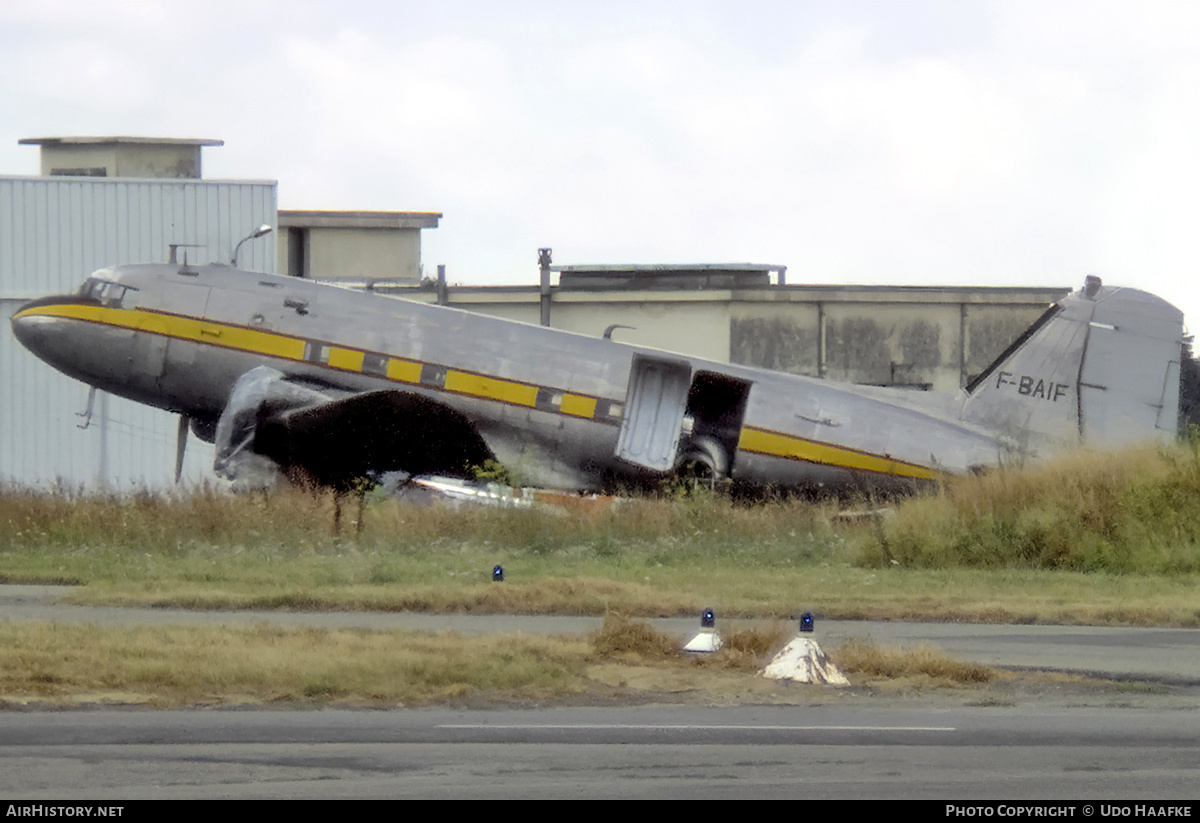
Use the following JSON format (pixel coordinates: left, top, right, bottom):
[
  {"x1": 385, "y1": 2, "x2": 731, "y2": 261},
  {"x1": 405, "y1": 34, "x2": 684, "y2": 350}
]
[{"x1": 10, "y1": 259, "x2": 1186, "y2": 493}]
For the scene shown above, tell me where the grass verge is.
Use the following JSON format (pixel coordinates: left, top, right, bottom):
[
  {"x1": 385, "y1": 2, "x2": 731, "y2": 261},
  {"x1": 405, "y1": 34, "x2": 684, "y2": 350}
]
[
  {"x1": 0, "y1": 616, "x2": 1008, "y2": 708},
  {"x1": 0, "y1": 621, "x2": 591, "y2": 707}
]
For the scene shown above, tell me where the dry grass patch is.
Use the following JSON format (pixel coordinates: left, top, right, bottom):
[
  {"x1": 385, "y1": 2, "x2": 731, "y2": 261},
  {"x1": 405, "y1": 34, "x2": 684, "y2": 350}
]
[
  {"x1": 590, "y1": 614, "x2": 683, "y2": 663},
  {"x1": 697, "y1": 622, "x2": 792, "y2": 671},
  {"x1": 589, "y1": 615, "x2": 791, "y2": 672},
  {"x1": 0, "y1": 621, "x2": 591, "y2": 707},
  {"x1": 0, "y1": 616, "x2": 799, "y2": 708},
  {"x1": 0, "y1": 619, "x2": 1125, "y2": 709},
  {"x1": 831, "y1": 638, "x2": 997, "y2": 685}
]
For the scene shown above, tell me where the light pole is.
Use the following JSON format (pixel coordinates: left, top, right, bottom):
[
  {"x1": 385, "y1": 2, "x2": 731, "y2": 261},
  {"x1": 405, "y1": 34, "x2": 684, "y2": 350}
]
[{"x1": 232, "y1": 224, "x2": 273, "y2": 266}]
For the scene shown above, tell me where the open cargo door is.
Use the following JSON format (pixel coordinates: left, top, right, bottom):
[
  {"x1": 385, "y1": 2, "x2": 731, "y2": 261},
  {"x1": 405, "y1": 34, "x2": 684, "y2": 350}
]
[{"x1": 615, "y1": 355, "x2": 692, "y2": 472}]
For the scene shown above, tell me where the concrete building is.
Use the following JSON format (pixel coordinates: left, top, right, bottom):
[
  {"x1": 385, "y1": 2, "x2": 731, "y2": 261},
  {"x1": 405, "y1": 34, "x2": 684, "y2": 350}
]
[
  {"x1": 385, "y1": 261, "x2": 1068, "y2": 394},
  {"x1": 277, "y1": 209, "x2": 440, "y2": 282},
  {"x1": 18, "y1": 135, "x2": 224, "y2": 179}
]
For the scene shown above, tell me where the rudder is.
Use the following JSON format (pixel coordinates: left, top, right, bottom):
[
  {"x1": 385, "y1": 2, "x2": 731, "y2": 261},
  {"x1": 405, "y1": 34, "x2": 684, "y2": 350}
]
[{"x1": 961, "y1": 277, "x2": 1183, "y2": 456}]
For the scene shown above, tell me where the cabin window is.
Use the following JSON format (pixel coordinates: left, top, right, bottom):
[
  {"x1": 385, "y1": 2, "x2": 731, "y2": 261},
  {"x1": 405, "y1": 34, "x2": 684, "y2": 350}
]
[
  {"x1": 79, "y1": 278, "x2": 137, "y2": 308},
  {"x1": 362, "y1": 353, "x2": 388, "y2": 376},
  {"x1": 303, "y1": 341, "x2": 330, "y2": 364},
  {"x1": 420, "y1": 364, "x2": 447, "y2": 388}
]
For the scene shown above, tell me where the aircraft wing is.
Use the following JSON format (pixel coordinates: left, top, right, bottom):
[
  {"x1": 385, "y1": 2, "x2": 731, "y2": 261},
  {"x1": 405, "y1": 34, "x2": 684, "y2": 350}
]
[{"x1": 213, "y1": 366, "x2": 493, "y2": 489}]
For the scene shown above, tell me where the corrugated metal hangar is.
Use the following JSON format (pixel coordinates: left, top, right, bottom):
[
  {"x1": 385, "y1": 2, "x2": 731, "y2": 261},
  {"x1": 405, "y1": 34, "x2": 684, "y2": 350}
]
[
  {"x1": 0, "y1": 135, "x2": 1068, "y2": 489},
  {"x1": 0, "y1": 139, "x2": 275, "y2": 487}
]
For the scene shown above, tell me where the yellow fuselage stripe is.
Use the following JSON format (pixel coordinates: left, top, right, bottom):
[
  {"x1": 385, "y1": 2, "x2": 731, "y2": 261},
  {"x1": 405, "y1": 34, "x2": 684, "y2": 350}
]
[
  {"x1": 18, "y1": 302, "x2": 939, "y2": 480},
  {"x1": 737, "y1": 427, "x2": 939, "y2": 480},
  {"x1": 444, "y1": 370, "x2": 539, "y2": 407}
]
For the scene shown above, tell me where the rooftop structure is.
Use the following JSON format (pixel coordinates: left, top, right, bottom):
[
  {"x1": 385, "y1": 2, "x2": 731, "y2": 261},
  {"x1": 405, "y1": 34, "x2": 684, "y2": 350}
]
[
  {"x1": 556, "y1": 263, "x2": 786, "y2": 290},
  {"x1": 277, "y1": 210, "x2": 441, "y2": 282},
  {"x1": 18, "y1": 136, "x2": 224, "y2": 179}
]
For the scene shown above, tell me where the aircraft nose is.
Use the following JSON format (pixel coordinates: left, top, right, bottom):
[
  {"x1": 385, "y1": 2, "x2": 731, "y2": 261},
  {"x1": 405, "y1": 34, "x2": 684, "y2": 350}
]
[
  {"x1": 10, "y1": 303, "x2": 43, "y2": 352},
  {"x1": 10, "y1": 298, "x2": 82, "y2": 372}
]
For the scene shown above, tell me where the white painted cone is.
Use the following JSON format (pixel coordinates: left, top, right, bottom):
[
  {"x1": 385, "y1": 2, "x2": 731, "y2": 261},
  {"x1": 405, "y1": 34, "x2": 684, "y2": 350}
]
[
  {"x1": 683, "y1": 626, "x2": 722, "y2": 653},
  {"x1": 761, "y1": 637, "x2": 849, "y2": 685}
]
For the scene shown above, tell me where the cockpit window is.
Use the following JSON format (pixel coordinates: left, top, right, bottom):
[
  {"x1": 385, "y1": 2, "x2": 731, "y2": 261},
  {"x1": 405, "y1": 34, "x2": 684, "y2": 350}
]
[{"x1": 79, "y1": 278, "x2": 139, "y2": 308}]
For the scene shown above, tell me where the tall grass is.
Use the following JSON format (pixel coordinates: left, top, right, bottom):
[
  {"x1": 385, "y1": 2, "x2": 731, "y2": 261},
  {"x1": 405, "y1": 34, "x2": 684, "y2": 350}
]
[
  {"x1": 0, "y1": 481, "x2": 833, "y2": 559},
  {"x1": 0, "y1": 482, "x2": 842, "y2": 615},
  {"x1": 860, "y1": 440, "x2": 1200, "y2": 573},
  {"x1": 5, "y1": 439, "x2": 1200, "y2": 624}
]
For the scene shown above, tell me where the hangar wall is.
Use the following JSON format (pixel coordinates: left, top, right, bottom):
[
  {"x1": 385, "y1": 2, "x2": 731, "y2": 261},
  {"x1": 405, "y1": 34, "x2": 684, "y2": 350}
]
[{"x1": 0, "y1": 175, "x2": 277, "y2": 489}]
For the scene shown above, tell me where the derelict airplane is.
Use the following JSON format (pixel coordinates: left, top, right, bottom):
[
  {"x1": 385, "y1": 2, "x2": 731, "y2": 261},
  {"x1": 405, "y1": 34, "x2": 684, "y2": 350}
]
[{"x1": 9, "y1": 257, "x2": 1186, "y2": 493}]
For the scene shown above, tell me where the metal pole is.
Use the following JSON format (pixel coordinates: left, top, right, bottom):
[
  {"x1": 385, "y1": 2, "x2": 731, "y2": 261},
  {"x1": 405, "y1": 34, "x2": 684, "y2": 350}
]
[
  {"x1": 538, "y1": 248, "x2": 552, "y2": 327},
  {"x1": 817, "y1": 302, "x2": 826, "y2": 379},
  {"x1": 97, "y1": 391, "x2": 109, "y2": 489}
]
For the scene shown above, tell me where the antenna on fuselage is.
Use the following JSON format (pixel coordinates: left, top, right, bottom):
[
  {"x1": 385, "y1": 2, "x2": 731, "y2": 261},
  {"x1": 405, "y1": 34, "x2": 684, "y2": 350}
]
[{"x1": 168, "y1": 243, "x2": 203, "y2": 264}]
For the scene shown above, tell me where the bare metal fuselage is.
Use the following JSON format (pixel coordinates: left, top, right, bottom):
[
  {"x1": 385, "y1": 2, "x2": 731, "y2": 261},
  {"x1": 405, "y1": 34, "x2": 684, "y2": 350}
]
[{"x1": 11, "y1": 263, "x2": 1181, "y2": 492}]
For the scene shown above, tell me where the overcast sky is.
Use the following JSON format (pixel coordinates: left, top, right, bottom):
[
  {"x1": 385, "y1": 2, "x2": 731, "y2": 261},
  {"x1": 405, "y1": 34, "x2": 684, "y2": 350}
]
[{"x1": 2, "y1": 0, "x2": 1198, "y2": 327}]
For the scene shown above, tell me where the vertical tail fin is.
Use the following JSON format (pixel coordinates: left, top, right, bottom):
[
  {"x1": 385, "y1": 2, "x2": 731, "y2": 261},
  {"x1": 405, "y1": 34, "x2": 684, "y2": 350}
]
[{"x1": 962, "y1": 277, "x2": 1183, "y2": 454}]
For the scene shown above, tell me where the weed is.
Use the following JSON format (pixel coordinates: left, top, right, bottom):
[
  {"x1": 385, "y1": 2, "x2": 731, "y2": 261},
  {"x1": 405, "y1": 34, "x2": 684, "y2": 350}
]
[{"x1": 590, "y1": 614, "x2": 681, "y2": 662}]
